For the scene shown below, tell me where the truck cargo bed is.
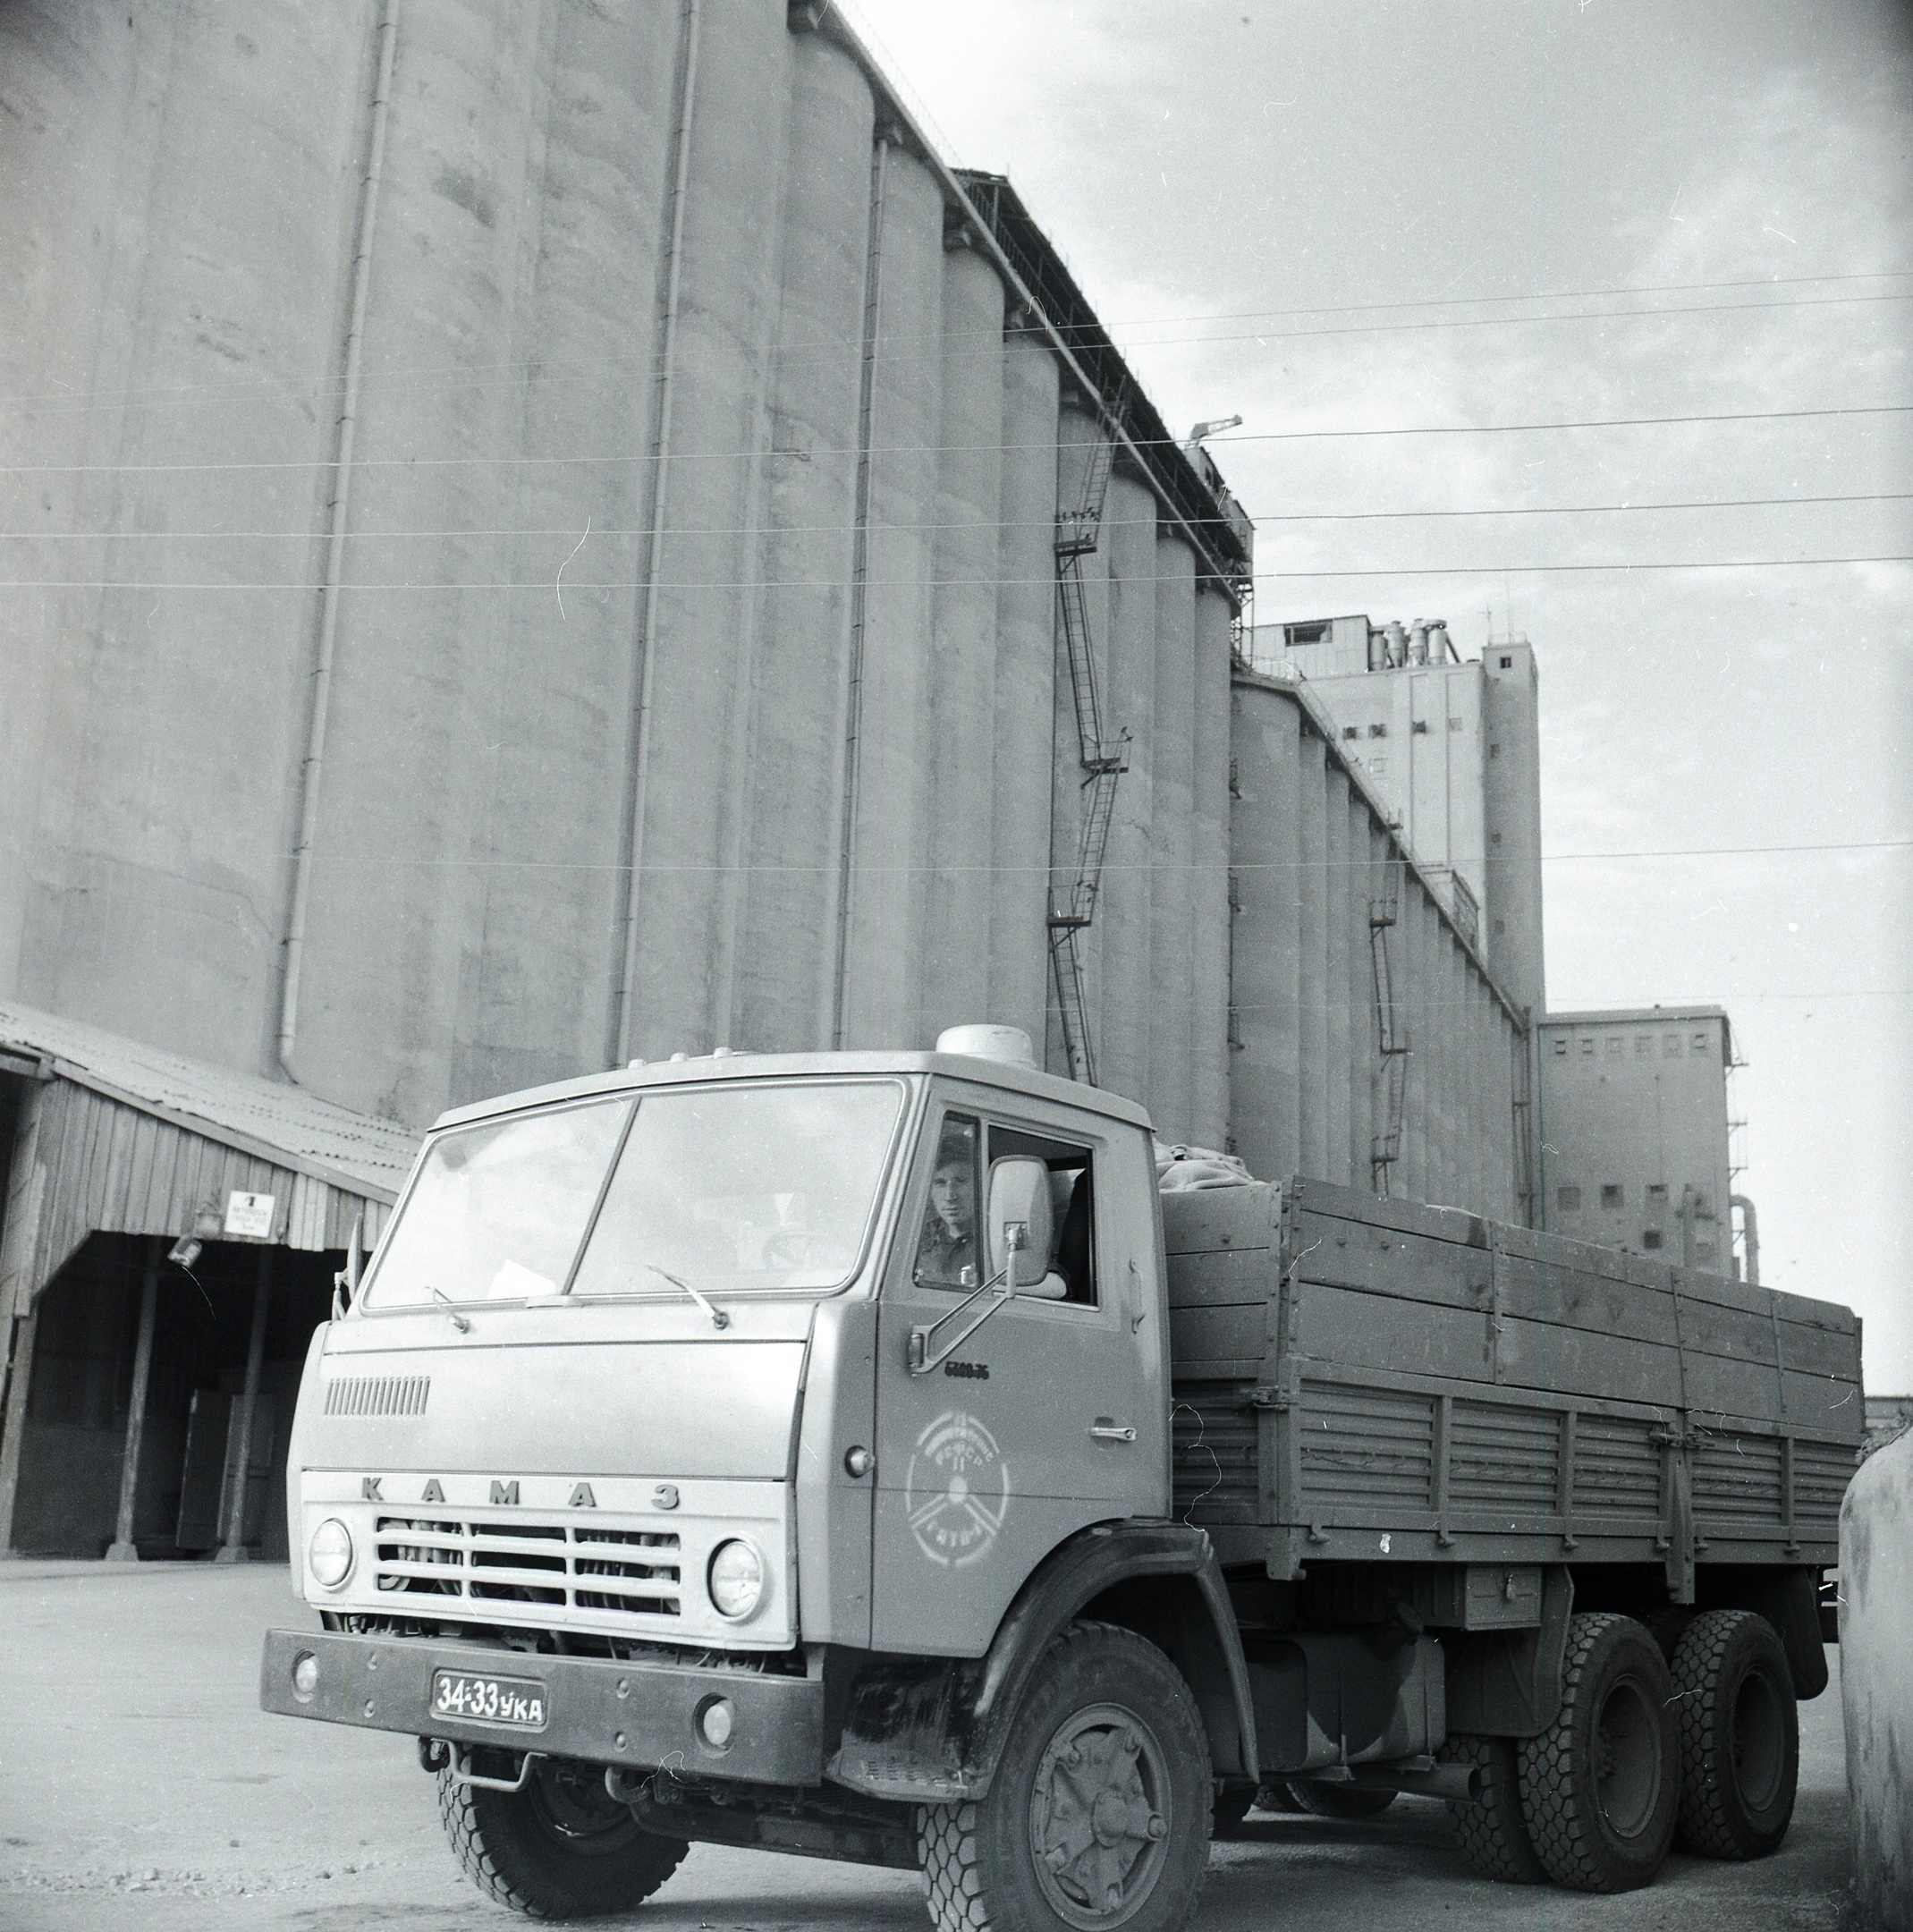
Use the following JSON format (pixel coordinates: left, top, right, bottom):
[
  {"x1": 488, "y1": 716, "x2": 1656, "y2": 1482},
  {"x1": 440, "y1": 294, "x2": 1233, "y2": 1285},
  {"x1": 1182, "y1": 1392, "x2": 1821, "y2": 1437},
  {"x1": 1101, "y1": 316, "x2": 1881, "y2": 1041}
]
[{"x1": 1164, "y1": 1177, "x2": 1862, "y2": 1589}]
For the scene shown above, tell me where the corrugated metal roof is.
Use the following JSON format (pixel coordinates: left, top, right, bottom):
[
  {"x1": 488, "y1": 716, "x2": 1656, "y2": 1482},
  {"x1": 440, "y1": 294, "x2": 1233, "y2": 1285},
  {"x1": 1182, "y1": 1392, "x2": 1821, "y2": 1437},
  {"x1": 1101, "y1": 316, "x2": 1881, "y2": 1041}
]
[{"x1": 0, "y1": 998, "x2": 417, "y2": 1201}]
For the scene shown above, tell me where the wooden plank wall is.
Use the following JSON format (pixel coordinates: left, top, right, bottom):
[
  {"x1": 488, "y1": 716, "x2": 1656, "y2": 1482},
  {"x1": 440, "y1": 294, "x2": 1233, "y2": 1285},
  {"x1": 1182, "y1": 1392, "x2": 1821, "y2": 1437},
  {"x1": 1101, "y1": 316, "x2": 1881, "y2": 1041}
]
[
  {"x1": 0, "y1": 1078, "x2": 391, "y2": 1320},
  {"x1": 1164, "y1": 1176, "x2": 1864, "y2": 1571}
]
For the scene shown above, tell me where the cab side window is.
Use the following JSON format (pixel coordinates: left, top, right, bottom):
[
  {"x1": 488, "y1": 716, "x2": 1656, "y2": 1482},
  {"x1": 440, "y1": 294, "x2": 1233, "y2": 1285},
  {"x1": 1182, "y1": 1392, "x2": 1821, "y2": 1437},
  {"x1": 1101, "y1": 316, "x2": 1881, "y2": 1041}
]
[
  {"x1": 989, "y1": 1125, "x2": 1096, "y2": 1307},
  {"x1": 914, "y1": 1114, "x2": 981, "y2": 1289}
]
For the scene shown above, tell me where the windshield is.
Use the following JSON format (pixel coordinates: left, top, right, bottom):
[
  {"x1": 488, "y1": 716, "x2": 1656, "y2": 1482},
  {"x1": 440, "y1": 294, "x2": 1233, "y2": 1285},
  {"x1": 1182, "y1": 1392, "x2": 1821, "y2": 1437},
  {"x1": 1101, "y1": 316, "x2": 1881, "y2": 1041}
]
[
  {"x1": 361, "y1": 1099, "x2": 631, "y2": 1309},
  {"x1": 360, "y1": 1080, "x2": 904, "y2": 1309},
  {"x1": 571, "y1": 1080, "x2": 903, "y2": 1296}
]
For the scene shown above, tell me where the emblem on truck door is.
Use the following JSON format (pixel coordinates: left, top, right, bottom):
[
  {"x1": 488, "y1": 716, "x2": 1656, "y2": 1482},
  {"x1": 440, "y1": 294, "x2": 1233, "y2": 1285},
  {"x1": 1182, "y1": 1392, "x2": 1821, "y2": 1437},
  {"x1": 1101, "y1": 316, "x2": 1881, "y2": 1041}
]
[{"x1": 905, "y1": 1411, "x2": 1010, "y2": 1568}]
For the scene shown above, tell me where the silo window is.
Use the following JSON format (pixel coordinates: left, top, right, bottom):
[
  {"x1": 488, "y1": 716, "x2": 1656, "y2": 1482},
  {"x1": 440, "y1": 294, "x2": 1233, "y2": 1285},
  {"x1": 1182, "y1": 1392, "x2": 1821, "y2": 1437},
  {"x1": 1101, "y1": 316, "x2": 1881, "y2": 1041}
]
[
  {"x1": 1499, "y1": 655, "x2": 1513, "y2": 669},
  {"x1": 1636, "y1": 1036, "x2": 1651, "y2": 1056},
  {"x1": 1557, "y1": 1185, "x2": 1582, "y2": 1211},
  {"x1": 1647, "y1": 1182, "x2": 1669, "y2": 1204},
  {"x1": 1412, "y1": 720, "x2": 1429, "y2": 734},
  {"x1": 1553, "y1": 1038, "x2": 1569, "y2": 1056},
  {"x1": 1663, "y1": 1034, "x2": 1682, "y2": 1057},
  {"x1": 1601, "y1": 1184, "x2": 1624, "y2": 1208},
  {"x1": 1368, "y1": 723, "x2": 1388, "y2": 738},
  {"x1": 1691, "y1": 1031, "x2": 1709, "y2": 1052},
  {"x1": 1642, "y1": 1229, "x2": 1664, "y2": 1251},
  {"x1": 1580, "y1": 1038, "x2": 1596, "y2": 1056},
  {"x1": 1342, "y1": 726, "x2": 1359, "y2": 741},
  {"x1": 1448, "y1": 717, "x2": 1465, "y2": 731},
  {"x1": 1488, "y1": 743, "x2": 1502, "y2": 758},
  {"x1": 1606, "y1": 1038, "x2": 1623, "y2": 1057}
]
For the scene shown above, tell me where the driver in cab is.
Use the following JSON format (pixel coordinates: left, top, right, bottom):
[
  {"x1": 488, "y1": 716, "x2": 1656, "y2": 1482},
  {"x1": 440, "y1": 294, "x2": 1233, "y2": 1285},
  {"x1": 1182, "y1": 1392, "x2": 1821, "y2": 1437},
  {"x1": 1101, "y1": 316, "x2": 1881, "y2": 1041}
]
[{"x1": 916, "y1": 1138, "x2": 978, "y2": 1287}]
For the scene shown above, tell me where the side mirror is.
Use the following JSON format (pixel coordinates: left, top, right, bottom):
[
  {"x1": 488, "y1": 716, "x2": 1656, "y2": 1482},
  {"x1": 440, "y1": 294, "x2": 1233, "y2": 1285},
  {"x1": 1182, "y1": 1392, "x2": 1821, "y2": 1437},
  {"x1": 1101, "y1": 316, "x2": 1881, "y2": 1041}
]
[
  {"x1": 987, "y1": 1157, "x2": 1054, "y2": 1292},
  {"x1": 333, "y1": 1213, "x2": 365, "y2": 1320}
]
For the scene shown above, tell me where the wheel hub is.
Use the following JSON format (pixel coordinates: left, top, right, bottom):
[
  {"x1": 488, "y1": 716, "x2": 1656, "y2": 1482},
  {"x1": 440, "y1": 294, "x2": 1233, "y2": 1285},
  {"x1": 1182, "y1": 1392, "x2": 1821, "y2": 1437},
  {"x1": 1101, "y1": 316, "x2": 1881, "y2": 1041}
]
[{"x1": 1030, "y1": 1706, "x2": 1169, "y2": 1928}]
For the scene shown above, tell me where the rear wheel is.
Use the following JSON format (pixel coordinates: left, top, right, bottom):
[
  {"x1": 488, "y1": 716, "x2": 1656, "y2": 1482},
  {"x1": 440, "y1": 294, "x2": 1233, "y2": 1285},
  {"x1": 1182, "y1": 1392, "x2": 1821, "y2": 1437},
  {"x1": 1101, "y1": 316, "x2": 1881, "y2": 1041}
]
[
  {"x1": 436, "y1": 1757, "x2": 689, "y2": 1919},
  {"x1": 1285, "y1": 1780, "x2": 1396, "y2": 1819},
  {"x1": 1518, "y1": 1613, "x2": 1679, "y2": 1893},
  {"x1": 1669, "y1": 1609, "x2": 1799, "y2": 1859},
  {"x1": 918, "y1": 1621, "x2": 1211, "y2": 1932},
  {"x1": 1441, "y1": 1733, "x2": 1546, "y2": 1885}
]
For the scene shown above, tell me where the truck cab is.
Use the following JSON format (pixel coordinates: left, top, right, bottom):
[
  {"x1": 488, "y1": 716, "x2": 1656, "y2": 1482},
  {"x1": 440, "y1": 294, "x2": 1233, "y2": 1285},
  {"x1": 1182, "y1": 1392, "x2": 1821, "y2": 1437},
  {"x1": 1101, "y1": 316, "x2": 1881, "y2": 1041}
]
[
  {"x1": 266, "y1": 1029, "x2": 1226, "y2": 1927},
  {"x1": 265, "y1": 1025, "x2": 1844, "y2": 1927}
]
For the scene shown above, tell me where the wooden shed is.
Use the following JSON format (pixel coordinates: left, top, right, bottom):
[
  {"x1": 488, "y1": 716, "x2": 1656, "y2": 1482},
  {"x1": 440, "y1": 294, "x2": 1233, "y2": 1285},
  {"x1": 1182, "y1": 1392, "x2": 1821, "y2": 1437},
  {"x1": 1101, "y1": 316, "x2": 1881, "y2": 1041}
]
[{"x1": 0, "y1": 999, "x2": 419, "y2": 1559}]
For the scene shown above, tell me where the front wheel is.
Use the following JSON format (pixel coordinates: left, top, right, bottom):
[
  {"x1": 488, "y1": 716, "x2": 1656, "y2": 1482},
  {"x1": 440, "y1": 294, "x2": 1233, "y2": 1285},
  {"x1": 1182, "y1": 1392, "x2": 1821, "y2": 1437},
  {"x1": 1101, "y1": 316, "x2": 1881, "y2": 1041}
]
[
  {"x1": 437, "y1": 1757, "x2": 689, "y2": 1919},
  {"x1": 918, "y1": 1621, "x2": 1212, "y2": 1932}
]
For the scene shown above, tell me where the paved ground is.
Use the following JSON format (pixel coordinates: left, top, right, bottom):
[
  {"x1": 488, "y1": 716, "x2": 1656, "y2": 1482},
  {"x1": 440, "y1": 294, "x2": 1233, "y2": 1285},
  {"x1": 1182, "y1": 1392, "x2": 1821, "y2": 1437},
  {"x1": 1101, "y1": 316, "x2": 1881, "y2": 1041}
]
[{"x1": 0, "y1": 1563, "x2": 1857, "y2": 1931}]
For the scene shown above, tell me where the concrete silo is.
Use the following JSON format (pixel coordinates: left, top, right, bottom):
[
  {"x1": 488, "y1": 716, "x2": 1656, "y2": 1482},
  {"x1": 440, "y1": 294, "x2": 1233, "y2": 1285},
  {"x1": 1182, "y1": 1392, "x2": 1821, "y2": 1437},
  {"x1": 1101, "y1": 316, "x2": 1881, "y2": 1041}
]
[{"x1": 3, "y1": 0, "x2": 1524, "y2": 1220}]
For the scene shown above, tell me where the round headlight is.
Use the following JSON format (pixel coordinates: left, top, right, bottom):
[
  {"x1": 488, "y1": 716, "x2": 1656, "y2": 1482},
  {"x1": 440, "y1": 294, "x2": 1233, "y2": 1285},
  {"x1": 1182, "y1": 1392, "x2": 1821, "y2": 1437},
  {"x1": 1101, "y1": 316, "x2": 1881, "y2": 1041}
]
[
  {"x1": 707, "y1": 1539, "x2": 764, "y2": 1620},
  {"x1": 309, "y1": 1517, "x2": 354, "y2": 1590}
]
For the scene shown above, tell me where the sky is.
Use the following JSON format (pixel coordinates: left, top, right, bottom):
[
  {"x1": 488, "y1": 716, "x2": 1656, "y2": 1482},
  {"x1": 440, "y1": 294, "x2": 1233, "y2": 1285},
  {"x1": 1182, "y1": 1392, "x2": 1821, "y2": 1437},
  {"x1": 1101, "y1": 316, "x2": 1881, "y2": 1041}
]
[{"x1": 851, "y1": 0, "x2": 1913, "y2": 1389}]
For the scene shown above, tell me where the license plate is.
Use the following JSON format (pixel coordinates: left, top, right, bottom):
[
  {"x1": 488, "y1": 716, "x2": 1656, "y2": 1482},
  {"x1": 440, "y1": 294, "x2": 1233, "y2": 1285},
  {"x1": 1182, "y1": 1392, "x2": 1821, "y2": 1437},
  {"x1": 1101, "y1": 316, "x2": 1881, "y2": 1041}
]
[{"x1": 430, "y1": 1670, "x2": 548, "y2": 1731}]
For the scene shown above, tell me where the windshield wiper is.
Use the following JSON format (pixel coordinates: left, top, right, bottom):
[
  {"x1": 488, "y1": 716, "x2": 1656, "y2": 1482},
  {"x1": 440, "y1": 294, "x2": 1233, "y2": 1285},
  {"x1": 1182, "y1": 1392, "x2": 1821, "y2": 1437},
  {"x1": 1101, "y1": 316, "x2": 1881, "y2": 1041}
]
[
  {"x1": 647, "y1": 1264, "x2": 731, "y2": 1330},
  {"x1": 429, "y1": 1287, "x2": 472, "y2": 1335}
]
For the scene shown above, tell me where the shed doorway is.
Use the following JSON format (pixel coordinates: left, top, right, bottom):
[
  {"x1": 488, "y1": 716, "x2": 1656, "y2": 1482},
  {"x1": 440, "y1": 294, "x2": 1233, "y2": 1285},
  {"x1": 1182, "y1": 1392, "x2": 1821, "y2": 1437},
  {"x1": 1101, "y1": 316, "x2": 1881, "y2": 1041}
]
[{"x1": 5, "y1": 1233, "x2": 336, "y2": 1560}]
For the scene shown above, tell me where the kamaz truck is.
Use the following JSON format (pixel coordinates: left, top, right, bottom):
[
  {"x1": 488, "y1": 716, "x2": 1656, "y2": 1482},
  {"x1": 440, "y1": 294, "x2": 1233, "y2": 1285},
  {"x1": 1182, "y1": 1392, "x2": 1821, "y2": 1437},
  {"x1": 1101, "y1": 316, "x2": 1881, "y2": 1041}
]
[{"x1": 261, "y1": 1025, "x2": 1861, "y2": 1928}]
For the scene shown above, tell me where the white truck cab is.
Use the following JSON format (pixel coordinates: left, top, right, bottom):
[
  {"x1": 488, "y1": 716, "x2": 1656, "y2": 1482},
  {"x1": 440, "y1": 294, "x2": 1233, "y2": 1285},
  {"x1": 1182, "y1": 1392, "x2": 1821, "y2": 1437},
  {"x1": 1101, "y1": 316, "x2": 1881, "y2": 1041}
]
[{"x1": 266, "y1": 1030, "x2": 1207, "y2": 1928}]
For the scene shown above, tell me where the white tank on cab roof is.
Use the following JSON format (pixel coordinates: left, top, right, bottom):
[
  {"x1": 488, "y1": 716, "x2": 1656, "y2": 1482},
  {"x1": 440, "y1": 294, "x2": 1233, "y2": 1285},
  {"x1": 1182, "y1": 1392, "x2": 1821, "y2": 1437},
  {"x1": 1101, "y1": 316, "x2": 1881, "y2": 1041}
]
[{"x1": 935, "y1": 1024, "x2": 1037, "y2": 1069}]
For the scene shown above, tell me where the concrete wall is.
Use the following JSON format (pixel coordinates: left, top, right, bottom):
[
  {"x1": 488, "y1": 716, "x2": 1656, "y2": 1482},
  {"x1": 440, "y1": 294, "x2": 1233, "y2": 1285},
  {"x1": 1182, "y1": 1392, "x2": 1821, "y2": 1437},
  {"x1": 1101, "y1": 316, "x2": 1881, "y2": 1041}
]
[
  {"x1": 1482, "y1": 641, "x2": 1546, "y2": 1022},
  {"x1": 1229, "y1": 671, "x2": 1526, "y2": 1218},
  {"x1": 1841, "y1": 1429, "x2": 1913, "y2": 1931},
  {"x1": 1286, "y1": 659, "x2": 1488, "y2": 938},
  {"x1": 1, "y1": 1, "x2": 1518, "y2": 1210},
  {"x1": 0, "y1": 0, "x2": 1255, "y2": 1141},
  {"x1": 1541, "y1": 1010, "x2": 1734, "y2": 1264}
]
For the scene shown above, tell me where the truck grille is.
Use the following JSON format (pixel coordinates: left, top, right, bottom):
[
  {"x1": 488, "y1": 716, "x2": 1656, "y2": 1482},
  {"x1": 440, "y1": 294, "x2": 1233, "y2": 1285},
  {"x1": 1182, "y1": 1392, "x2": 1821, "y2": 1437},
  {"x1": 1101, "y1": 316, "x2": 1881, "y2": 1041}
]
[
  {"x1": 373, "y1": 1515, "x2": 682, "y2": 1618},
  {"x1": 325, "y1": 1375, "x2": 430, "y2": 1418}
]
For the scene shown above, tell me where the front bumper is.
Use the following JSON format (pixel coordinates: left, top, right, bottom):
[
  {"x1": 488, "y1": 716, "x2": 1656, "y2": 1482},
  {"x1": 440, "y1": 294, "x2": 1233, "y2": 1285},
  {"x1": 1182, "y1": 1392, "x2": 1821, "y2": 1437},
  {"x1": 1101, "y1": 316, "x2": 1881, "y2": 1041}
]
[{"x1": 259, "y1": 1628, "x2": 825, "y2": 1787}]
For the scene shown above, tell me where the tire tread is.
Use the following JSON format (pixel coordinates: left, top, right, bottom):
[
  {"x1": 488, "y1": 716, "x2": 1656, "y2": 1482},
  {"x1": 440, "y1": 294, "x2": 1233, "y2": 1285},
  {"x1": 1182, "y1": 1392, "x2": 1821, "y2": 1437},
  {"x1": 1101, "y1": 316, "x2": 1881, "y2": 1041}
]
[
  {"x1": 436, "y1": 1763, "x2": 687, "y2": 1920},
  {"x1": 1669, "y1": 1608, "x2": 1798, "y2": 1860},
  {"x1": 1442, "y1": 1733, "x2": 1546, "y2": 1885},
  {"x1": 1517, "y1": 1611, "x2": 1677, "y2": 1894},
  {"x1": 917, "y1": 1619, "x2": 1209, "y2": 1932}
]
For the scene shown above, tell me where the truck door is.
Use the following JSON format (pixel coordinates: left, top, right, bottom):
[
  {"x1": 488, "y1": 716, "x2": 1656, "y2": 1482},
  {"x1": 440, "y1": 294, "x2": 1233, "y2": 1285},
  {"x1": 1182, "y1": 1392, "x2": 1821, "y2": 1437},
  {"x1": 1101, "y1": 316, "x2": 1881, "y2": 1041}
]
[{"x1": 870, "y1": 1097, "x2": 1164, "y2": 1656}]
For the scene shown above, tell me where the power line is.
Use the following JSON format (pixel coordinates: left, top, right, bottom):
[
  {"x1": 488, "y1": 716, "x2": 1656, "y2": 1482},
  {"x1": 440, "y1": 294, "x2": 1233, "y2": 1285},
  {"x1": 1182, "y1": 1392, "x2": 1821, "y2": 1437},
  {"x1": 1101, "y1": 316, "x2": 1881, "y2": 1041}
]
[
  {"x1": 1110, "y1": 266, "x2": 1913, "y2": 324},
  {"x1": 1258, "y1": 491, "x2": 1913, "y2": 524},
  {"x1": 11, "y1": 289, "x2": 1908, "y2": 432},
  {"x1": 1542, "y1": 839, "x2": 1911, "y2": 861},
  {"x1": 7, "y1": 557, "x2": 1910, "y2": 593},
  {"x1": 5, "y1": 399, "x2": 1907, "y2": 479},
  {"x1": 1208, "y1": 402, "x2": 1913, "y2": 447},
  {"x1": 5, "y1": 267, "x2": 1906, "y2": 419},
  {"x1": 1258, "y1": 556, "x2": 1913, "y2": 579},
  {"x1": 1118, "y1": 290, "x2": 1913, "y2": 354},
  {"x1": 250, "y1": 837, "x2": 1913, "y2": 874},
  {"x1": 10, "y1": 489, "x2": 1900, "y2": 545}
]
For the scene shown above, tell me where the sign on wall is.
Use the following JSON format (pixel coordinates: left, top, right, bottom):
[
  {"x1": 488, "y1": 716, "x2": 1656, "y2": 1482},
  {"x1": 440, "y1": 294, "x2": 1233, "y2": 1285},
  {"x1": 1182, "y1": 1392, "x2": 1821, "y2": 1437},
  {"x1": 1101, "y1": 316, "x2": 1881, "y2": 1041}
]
[{"x1": 224, "y1": 1191, "x2": 276, "y2": 1239}]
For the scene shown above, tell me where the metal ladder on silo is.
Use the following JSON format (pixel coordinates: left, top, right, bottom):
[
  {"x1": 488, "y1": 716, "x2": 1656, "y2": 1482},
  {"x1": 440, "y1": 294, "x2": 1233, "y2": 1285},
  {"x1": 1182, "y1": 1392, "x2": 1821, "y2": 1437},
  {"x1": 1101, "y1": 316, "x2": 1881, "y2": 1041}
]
[
  {"x1": 1048, "y1": 412, "x2": 1129, "y2": 1087},
  {"x1": 1369, "y1": 864, "x2": 1411, "y2": 1191}
]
